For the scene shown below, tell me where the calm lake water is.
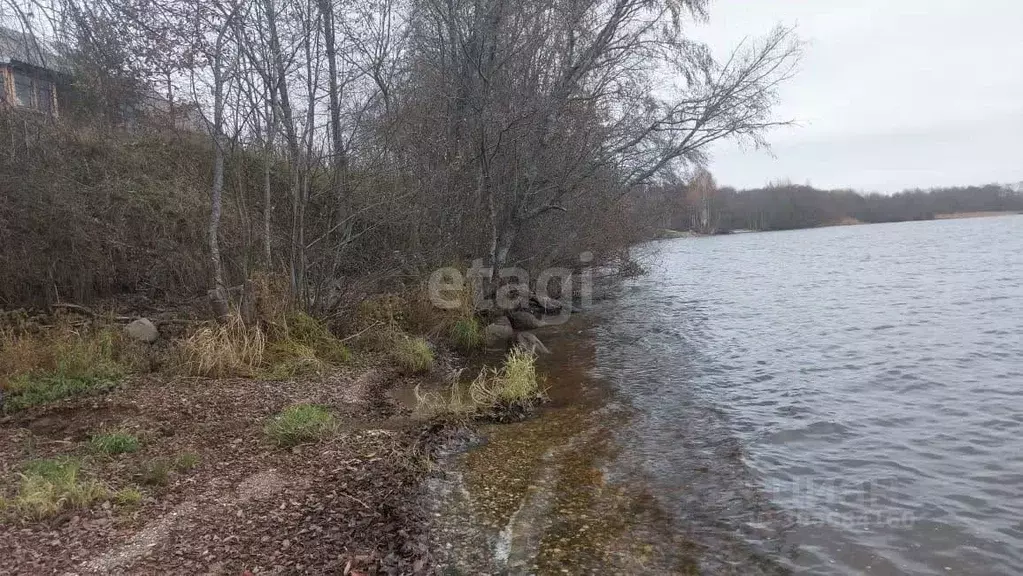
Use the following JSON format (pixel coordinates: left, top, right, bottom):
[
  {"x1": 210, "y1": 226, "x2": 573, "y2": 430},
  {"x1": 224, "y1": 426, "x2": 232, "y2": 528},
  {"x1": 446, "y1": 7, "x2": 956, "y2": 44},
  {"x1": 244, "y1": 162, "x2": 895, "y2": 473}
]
[{"x1": 595, "y1": 215, "x2": 1023, "y2": 575}]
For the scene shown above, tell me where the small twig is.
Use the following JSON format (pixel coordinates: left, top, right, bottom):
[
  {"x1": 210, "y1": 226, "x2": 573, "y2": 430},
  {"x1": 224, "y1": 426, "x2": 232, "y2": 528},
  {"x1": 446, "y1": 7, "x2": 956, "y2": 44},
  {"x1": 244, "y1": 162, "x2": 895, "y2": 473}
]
[
  {"x1": 337, "y1": 490, "x2": 371, "y2": 509},
  {"x1": 52, "y1": 302, "x2": 97, "y2": 317},
  {"x1": 51, "y1": 303, "x2": 135, "y2": 323},
  {"x1": 338, "y1": 321, "x2": 383, "y2": 344}
]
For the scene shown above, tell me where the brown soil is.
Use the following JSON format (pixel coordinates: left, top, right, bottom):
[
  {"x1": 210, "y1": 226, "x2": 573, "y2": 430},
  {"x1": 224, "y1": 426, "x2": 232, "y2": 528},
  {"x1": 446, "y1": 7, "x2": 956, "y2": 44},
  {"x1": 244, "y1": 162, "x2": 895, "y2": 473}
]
[{"x1": 0, "y1": 366, "x2": 441, "y2": 575}]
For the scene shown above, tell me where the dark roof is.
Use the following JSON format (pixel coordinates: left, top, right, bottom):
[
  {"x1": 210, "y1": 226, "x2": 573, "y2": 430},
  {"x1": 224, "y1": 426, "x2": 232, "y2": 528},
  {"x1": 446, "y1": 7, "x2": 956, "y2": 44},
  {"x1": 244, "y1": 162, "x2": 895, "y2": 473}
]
[{"x1": 0, "y1": 25, "x2": 66, "y2": 72}]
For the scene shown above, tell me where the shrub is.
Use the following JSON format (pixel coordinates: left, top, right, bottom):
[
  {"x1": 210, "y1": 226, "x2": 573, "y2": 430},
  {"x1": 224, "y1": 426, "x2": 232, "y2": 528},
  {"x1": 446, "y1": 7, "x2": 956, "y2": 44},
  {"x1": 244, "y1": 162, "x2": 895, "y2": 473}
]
[
  {"x1": 393, "y1": 336, "x2": 435, "y2": 374},
  {"x1": 89, "y1": 430, "x2": 140, "y2": 455},
  {"x1": 0, "y1": 119, "x2": 215, "y2": 309},
  {"x1": 450, "y1": 317, "x2": 484, "y2": 352},
  {"x1": 618, "y1": 256, "x2": 647, "y2": 277},
  {"x1": 264, "y1": 404, "x2": 338, "y2": 447},
  {"x1": 8, "y1": 458, "x2": 108, "y2": 519}
]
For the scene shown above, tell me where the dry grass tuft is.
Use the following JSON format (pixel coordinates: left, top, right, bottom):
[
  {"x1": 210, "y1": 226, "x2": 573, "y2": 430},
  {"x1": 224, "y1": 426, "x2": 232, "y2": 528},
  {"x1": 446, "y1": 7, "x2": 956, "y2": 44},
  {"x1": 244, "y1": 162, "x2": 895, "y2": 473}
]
[
  {"x1": 415, "y1": 348, "x2": 546, "y2": 418},
  {"x1": 0, "y1": 329, "x2": 51, "y2": 378},
  {"x1": 137, "y1": 453, "x2": 199, "y2": 487},
  {"x1": 113, "y1": 486, "x2": 143, "y2": 506},
  {"x1": 174, "y1": 314, "x2": 266, "y2": 378},
  {"x1": 392, "y1": 336, "x2": 435, "y2": 374},
  {"x1": 249, "y1": 272, "x2": 292, "y2": 329},
  {"x1": 469, "y1": 347, "x2": 546, "y2": 409},
  {"x1": 355, "y1": 287, "x2": 459, "y2": 338},
  {"x1": 413, "y1": 379, "x2": 476, "y2": 420},
  {"x1": 259, "y1": 352, "x2": 329, "y2": 380},
  {"x1": 0, "y1": 322, "x2": 137, "y2": 412},
  {"x1": 140, "y1": 458, "x2": 174, "y2": 486},
  {"x1": 173, "y1": 453, "x2": 200, "y2": 472},
  {"x1": 261, "y1": 311, "x2": 351, "y2": 377},
  {"x1": 173, "y1": 287, "x2": 351, "y2": 380},
  {"x1": 356, "y1": 293, "x2": 414, "y2": 330}
]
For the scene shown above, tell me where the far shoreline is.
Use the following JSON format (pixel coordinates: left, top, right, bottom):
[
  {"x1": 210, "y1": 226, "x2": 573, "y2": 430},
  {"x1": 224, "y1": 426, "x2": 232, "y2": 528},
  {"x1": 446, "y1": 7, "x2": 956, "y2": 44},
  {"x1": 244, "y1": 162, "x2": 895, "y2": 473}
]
[{"x1": 654, "y1": 210, "x2": 1023, "y2": 239}]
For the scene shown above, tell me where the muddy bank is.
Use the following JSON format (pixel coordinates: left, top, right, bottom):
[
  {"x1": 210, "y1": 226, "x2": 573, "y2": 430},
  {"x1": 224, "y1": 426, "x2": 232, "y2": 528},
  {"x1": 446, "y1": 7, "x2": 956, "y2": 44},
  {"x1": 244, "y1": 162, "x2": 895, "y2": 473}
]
[
  {"x1": 423, "y1": 317, "x2": 703, "y2": 575},
  {"x1": 2, "y1": 294, "x2": 694, "y2": 575}
]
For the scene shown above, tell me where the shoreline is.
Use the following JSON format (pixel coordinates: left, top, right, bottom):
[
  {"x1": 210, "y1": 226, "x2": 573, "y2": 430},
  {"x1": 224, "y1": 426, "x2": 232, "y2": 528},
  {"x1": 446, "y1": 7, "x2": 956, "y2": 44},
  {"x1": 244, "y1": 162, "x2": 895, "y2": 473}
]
[
  {"x1": 425, "y1": 312, "x2": 707, "y2": 574},
  {"x1": 0, "y1": 295, "x2": 628, "y2": 574},
  {"x1": 654, "y1": 210, "x2": 1023, "y2": 239},
  {"x1": 0, "y1": 274, "x2": 679, "y2": 574}
]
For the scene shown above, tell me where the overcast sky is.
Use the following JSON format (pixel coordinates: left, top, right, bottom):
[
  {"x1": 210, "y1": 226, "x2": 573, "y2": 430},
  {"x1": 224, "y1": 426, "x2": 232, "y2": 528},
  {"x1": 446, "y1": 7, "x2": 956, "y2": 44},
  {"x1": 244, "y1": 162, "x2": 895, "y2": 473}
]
[{"x1": 692, "y1": 1, "x2": 1023, "y2": 192}]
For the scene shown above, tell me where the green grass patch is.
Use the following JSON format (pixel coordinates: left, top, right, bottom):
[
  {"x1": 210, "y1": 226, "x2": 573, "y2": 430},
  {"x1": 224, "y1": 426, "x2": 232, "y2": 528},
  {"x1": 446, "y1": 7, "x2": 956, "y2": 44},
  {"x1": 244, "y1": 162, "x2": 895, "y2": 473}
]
[
  {"x1": 1, "y1": 325, "x2": 132, "y2": 413},
  {"x1": 89, "y1": 430, "x2": 140, "y2": 455},
  {"x1": 393, "y1": 336, "x2": 435, "y2": 374},
  {"x1": 264, "y1": 404, "x2": 338, "y2": 447},
  {"x1": 450, "y1": 316, "x2": 485, "y2": 352},
  {"x1": 6, "y1": 457, "x2": 108, "y2": 519},
  {"x1": 5, "y1": 374, "x2": 119, "y2": 413}
]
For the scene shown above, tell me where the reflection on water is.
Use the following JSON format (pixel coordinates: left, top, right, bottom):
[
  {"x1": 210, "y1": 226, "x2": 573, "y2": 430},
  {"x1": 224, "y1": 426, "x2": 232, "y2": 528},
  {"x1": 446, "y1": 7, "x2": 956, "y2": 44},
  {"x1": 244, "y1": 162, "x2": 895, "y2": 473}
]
[{"x1": 597, "y1": 215, "x2": 1023, "y2": 575}]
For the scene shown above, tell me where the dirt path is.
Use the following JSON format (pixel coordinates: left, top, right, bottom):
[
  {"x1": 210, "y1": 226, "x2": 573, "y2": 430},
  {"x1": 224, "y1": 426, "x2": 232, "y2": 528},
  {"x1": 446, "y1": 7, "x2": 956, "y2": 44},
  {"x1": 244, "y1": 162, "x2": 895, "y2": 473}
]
[
  {"x1": 0, "y1": 367, "x2": 436, "y2": 575},
  {"x1": 75, "y1": 469, "x2": 287, "y2": 574}
]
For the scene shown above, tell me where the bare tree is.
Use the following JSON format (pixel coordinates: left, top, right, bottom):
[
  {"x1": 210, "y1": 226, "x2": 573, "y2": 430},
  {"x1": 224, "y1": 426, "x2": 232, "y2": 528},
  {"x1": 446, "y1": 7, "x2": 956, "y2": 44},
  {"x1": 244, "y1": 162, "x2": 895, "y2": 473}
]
[{"x1": 395, "y1": 0, "x2": 799, "y2": 278}]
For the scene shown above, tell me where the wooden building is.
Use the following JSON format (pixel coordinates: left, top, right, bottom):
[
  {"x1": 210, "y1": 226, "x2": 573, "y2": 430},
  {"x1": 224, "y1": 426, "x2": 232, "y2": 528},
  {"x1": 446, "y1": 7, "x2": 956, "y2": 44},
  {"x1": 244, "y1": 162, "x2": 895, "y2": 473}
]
[{"x1": 0, "y1": 26, "x2": 64, "y2": 116}]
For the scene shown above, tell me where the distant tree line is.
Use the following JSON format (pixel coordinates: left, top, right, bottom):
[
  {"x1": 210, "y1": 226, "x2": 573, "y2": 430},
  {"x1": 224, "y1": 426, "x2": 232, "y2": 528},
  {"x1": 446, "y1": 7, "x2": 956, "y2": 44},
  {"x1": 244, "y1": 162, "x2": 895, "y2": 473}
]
[{"x1": 636, "y1": 178, "x2": 1023, "y2": 233}]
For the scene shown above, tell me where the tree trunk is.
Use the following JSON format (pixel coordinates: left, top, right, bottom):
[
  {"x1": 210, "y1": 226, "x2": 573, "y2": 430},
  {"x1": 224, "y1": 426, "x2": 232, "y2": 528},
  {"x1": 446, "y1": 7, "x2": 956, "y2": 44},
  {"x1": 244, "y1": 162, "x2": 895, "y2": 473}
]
[
  {"x1": 209, "y1": 133, "x2": 228, "y2": 318},
  {"x1": 208, "y1": 22, "x2": 232, "y2": 321},
  {"x1": 263, "y1": 88, "x2": 277, "y2": 268},
  {"x1": 319, "y1": 0, "x2": 349, "y2": 242}
]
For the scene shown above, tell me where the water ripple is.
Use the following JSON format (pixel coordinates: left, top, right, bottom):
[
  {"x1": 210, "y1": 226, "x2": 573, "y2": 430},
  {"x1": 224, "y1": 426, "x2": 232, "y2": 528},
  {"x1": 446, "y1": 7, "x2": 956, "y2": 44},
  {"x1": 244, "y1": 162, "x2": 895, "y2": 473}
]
[{"x1": 597, "y1": 216, "x2": 1023, "y2": 575}]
